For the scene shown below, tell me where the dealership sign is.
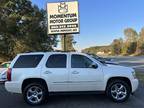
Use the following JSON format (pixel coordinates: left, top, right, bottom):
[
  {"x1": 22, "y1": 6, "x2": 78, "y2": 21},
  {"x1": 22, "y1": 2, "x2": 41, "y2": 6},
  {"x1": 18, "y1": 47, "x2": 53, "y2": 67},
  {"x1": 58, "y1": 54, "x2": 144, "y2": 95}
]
[{"x1": 47, "y1": 1, "x2": 79, "y2": 34}]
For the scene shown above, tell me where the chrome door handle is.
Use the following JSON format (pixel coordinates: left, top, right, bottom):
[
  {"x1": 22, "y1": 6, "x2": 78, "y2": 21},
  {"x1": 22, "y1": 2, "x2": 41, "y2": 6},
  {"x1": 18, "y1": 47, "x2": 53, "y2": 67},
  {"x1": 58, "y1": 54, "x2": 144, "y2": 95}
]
[
  {"x1": 44, "y1": 71, "x2": 52, "y2": 74},
  {"x1": 72, "y1": 71, "x2": 79, "y2": 74}
]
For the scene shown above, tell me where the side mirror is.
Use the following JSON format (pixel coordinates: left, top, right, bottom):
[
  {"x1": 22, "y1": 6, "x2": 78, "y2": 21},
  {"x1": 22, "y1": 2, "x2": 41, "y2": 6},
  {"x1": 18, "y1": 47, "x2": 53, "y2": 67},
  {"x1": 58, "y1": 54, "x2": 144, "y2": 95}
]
[{"x1": 91, "y1": 64, "x2": 98, "y2": 69}]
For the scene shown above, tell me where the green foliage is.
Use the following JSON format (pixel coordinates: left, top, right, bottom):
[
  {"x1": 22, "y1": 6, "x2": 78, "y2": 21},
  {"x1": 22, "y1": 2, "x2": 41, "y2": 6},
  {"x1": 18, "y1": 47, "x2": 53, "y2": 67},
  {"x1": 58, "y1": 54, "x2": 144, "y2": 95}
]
[
  {"x1": 83, "y1": 27, "x2": 144, "y2": 56},
  {"x1": 136, "y1": 28, "x2": 144, "y2": 55},
  {"x1": 61, "y1": 34, "x2": 75, "y2": 52},
  {"x1": 82, "y1": 46, "x2": 111, "y2": 55},
  {"x1": 124, "y1": 28, "x2": 138, "y2": 43},
  {"x1": 126, "y1": 42, "x2": 137, "y2": 54},
  {"x1": 0, "y1": 0, "x2": 57, "y2": 61},
  {"x1": 122, "y1": 28, "x2": 138, "y2": 55},
  {"x1": 111, "y1": 39, "x2": 122, "y2": 55}
]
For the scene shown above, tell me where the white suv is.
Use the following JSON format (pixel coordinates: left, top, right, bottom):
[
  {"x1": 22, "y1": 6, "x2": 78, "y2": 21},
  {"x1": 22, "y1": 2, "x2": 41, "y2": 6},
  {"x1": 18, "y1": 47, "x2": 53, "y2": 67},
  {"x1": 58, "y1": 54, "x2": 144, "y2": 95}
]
[{"x1": 5, "y1": 52, "x2": 139, "y2": 105}]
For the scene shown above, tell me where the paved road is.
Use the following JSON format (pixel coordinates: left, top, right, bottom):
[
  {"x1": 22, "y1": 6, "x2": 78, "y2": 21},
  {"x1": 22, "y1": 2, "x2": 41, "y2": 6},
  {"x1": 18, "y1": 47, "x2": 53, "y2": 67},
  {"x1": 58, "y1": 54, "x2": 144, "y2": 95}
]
[
  {"x1": 111, "y1": 56, "x2": 144, "y2": 72},
  {"x1": 0, "y1": 83, "x2": 143, "y2": 108},
  {"x1": 0, "y1": 82, "x2": 144, "y2": 108},
  {"x1": 0, "y1": 56, "x2": 144, "y2": 108}
]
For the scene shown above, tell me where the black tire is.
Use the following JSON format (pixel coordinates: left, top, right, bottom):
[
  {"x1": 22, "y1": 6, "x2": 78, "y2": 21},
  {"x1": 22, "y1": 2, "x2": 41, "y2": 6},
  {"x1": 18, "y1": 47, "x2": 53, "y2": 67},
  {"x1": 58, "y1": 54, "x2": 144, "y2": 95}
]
[
  {"x1": 23, "y1": 83, "x2": 48, "y2": 105},
  {"x1": 106, "y1": 79, "x2": 131, "y2": 103}
]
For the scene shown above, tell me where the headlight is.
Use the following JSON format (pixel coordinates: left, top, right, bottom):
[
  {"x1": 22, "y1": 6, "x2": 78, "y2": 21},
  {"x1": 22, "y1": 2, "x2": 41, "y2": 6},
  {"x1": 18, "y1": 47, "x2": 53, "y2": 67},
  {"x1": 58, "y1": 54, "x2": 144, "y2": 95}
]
[{"x1": 132, "y1": 71, "x2": 137, "y2": 79}]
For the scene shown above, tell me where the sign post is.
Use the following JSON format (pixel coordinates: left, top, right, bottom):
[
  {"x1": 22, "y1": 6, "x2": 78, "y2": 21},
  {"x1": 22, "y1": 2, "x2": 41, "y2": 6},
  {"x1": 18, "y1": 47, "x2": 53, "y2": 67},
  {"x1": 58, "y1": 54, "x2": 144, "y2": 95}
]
[
  {"x1": 47, "y1": 1, "x2": 79, "y2": 51},
  {"x1": 63, "y1": 34, "x2": 66, "y2": 51}
]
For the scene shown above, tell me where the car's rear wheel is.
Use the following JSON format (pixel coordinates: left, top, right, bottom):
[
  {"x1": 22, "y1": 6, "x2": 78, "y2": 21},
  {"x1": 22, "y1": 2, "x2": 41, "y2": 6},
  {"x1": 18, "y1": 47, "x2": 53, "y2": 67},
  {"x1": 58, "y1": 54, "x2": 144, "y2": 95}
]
[
  {"x1": 106, "y1": 79, "x2": 131, "y2": 102},
  {"x1": 23, "y1": 83, "x2": 47, "y2": 105}
]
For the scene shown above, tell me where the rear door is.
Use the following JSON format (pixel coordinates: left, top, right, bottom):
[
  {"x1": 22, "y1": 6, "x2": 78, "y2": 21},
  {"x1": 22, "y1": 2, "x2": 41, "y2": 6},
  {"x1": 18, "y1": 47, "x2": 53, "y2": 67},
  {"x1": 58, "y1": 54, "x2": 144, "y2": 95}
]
[{"x1": 41, "y1": 53, "x2": 69, "y2": 92}]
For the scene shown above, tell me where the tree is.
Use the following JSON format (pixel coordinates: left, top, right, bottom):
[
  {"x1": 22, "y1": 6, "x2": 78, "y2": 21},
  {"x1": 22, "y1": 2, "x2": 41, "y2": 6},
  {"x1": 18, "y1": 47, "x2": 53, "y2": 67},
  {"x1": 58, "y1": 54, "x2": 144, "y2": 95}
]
[
  {"x1": 136, "y1": 27, "x2": 144, "y2": 54},
  {"x1": 61, "y1": 34, "x2": 75, "y2": 51},
  {"x1": 82, "y1": 46, "x2": 111, "y2": 55},
  {"x1": 0, "y1": 0, "x2": 57, "y2": 61},
  {"x1": 111, "y1": 38, "x2": 123, "y2": 55},
  {"x1": 123, "y1": 28, "x2": 138, "y2": 54}
]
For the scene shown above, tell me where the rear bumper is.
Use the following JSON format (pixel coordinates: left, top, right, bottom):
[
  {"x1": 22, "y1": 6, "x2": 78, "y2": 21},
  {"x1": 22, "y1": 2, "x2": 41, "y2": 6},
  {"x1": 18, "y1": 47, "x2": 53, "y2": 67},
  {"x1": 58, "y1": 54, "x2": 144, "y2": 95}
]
[
  {"x1": 131, "y1": 79, "x2": 139, "y2": 93},
  {"x1": 5, "y1": 81, "x2": 22, "y2": 93}
]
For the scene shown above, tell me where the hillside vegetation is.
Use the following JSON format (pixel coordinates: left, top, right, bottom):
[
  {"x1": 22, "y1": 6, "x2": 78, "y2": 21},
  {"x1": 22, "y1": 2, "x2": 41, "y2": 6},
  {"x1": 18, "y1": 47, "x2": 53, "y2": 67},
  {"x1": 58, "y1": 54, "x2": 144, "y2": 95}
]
[
  {"x1": 83, "y1": 28, "x2": 144, "y2": 56},
  {"x1": 82, "y1": 46, "x2": 111, "y2": 55}
]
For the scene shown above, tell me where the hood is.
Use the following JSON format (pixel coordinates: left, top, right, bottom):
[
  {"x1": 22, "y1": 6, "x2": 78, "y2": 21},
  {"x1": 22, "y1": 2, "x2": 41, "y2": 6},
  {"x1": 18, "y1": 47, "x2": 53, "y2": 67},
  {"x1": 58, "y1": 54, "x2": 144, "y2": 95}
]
[{"x1": 104, "y1": 64, "x2": 134, "y2": 73}]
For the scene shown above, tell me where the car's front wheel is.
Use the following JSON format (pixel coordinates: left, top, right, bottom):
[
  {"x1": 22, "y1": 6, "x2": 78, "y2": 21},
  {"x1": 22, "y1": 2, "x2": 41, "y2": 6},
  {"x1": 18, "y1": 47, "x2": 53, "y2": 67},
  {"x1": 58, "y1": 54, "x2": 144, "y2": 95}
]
[
  {"x1": 106, "y1": 79, "x2": 131, "y2": 102},
  {"x1": 23, "y1": 83, "x2": 47, "y2": 105}
]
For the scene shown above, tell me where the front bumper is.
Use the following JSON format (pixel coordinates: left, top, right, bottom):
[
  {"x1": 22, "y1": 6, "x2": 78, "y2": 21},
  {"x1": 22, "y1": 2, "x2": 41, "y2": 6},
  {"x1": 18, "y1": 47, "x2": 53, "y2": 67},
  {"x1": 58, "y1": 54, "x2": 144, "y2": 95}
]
[{"x1": 131, "y1": 78, "x2": 139, "y2": 93}]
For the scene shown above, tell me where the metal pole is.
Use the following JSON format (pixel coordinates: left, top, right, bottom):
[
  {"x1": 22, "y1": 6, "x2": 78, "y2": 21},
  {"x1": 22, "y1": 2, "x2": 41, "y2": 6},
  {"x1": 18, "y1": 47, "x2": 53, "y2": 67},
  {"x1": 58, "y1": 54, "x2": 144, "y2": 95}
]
[{"x1": 64, "y1": 34, "x2": 66, "y2": 51}]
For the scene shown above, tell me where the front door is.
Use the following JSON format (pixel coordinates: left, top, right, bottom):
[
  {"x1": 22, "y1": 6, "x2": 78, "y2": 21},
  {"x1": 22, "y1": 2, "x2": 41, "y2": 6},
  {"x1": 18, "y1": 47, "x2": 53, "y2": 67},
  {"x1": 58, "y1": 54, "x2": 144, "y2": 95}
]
[{"x1": 69, "y1": 54, "x2": 104, "y2": 91}]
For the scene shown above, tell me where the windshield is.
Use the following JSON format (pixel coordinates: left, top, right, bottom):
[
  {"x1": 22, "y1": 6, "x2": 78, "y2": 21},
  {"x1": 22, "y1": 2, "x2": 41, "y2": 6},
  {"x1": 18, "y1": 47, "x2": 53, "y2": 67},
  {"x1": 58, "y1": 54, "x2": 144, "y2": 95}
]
[{"x1": 87, "y1": 54, "x2": 107, "y2": 65}]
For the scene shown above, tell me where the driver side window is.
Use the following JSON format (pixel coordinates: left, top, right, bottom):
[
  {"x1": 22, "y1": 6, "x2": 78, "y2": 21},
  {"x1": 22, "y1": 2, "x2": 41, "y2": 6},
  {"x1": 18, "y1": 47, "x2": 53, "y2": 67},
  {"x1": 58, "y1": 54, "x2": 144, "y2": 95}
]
[{"x1": 71, "y1": 54, "x2": 94, "y2": 68}]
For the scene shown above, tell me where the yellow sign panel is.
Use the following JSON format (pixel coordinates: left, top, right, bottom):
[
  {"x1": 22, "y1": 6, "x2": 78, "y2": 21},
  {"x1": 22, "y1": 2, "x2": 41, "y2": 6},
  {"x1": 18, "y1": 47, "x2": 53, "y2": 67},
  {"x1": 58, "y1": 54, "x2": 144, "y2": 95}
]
[{"x1": 47, "y1": 1, "x2": 79, "y2": 34}]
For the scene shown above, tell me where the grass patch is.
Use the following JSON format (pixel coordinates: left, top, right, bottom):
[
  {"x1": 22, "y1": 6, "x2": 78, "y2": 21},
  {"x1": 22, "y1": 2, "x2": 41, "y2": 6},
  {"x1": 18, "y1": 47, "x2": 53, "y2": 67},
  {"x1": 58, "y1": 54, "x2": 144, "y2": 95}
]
[{"x1": 136, "y1": 72, "x2": 144, "y2": 83}]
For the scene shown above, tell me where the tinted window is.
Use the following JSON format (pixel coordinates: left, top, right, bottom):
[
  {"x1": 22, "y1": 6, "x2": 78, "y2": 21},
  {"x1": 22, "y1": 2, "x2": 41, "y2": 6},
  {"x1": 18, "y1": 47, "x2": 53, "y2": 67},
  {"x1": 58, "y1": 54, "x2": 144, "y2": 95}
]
[
  {"x1": 46, "y1": 54, "x2": 66, "y2": 68},
  {"x1": 71, "y1": 55, "x2": 93, "y2": 68},
  {"x1": 13, "y1": 55, "x2": 43, "y2": 68}
]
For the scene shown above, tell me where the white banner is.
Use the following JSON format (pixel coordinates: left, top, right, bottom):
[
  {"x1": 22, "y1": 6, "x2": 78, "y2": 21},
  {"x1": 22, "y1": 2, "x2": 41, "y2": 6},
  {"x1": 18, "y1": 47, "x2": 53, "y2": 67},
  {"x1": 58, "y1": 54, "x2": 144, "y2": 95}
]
[{"x1": 47, "y1": 1, "x2": 79, "y2": 34}]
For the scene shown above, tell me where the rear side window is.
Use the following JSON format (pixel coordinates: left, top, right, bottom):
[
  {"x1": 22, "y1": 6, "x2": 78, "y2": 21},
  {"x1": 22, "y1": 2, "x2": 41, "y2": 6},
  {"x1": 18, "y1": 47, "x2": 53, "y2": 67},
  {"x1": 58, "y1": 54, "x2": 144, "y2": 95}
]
[
  {"x1": 46, "y1": 54, "x2": 66, "y2": 68},
  {"x1": 13, "y1": 55, "x2": 43, "y2": 68}
]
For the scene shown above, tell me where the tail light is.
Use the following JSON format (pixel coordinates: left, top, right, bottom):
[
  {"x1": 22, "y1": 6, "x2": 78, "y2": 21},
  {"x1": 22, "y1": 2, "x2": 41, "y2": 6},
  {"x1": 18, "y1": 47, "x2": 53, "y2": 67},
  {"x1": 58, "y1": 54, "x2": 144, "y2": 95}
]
[{"x1": 7, "y1": 68, "x2": 12, "y2": 81}]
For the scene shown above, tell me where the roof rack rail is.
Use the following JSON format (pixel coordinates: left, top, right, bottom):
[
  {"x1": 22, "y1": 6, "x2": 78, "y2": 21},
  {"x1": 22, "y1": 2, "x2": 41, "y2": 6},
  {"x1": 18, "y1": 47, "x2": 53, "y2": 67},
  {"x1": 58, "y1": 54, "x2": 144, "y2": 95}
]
[{"x1": 54, "y1": 50, "x2": 76, "y2": 52}]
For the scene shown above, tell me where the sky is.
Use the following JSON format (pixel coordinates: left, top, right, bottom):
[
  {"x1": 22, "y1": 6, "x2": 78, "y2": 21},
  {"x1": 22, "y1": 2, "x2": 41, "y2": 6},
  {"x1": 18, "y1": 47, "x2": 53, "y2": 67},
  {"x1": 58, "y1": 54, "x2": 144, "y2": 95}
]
[{"x1": 31, "y1": 0, "x2": 144, "y2": 50}]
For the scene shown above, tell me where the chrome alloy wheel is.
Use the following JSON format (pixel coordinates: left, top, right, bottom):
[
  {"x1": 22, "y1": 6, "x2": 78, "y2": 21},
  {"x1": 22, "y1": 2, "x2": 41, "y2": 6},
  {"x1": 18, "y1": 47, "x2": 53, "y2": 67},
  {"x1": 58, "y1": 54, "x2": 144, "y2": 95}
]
[
  {"x1": 111, "y1": 83, "x2": 127, "y2": 101},
  {"x1": 26, "y1": 86, "x2": 43, "y2": 104}
]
